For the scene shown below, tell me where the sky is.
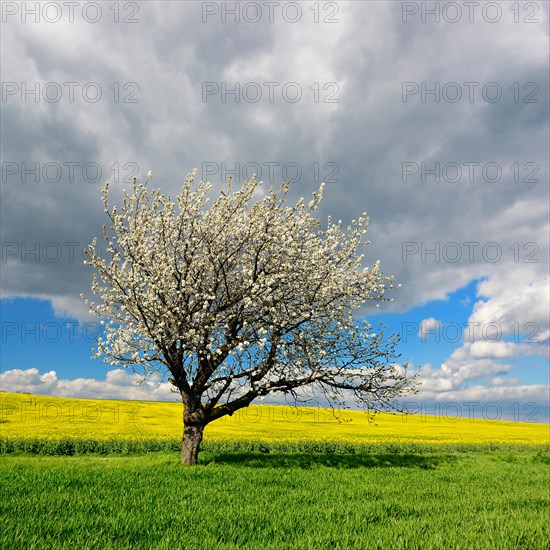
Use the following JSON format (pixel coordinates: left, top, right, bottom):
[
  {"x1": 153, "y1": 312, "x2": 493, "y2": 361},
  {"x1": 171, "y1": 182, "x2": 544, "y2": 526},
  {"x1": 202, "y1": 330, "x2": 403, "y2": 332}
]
[{"x1": 1, "y1": 1, "x2": 549, "y2": 422}]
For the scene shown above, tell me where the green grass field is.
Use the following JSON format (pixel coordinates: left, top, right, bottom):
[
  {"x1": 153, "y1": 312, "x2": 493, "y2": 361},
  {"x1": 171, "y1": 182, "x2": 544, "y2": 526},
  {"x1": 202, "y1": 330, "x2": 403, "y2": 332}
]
[
  {"x1": 1, "y1": 449, "x2": 549, "y2": 549},
  {"x1": 2, "y1": 393, "x2": 549, "y2": 548}
]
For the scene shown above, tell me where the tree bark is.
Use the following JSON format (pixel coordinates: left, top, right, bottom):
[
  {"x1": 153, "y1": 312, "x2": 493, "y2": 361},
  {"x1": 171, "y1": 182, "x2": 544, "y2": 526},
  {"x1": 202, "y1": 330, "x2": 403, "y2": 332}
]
[{"x1": 180, "y1": 408, "x2": 205, "y2": 466}]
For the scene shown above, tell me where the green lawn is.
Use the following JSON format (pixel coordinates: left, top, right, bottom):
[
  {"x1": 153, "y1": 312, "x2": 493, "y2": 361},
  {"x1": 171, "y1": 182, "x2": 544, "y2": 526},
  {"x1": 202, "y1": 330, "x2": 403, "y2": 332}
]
[{"x1": 1, "y1": 449, "x2": 549, "y2": 549}]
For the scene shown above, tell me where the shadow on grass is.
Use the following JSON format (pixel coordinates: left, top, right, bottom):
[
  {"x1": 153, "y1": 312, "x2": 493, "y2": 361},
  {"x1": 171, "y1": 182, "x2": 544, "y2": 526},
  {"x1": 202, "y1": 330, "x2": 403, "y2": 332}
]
[{"x1": 199, "y1": 452, "x2": 458, "y2": 469}]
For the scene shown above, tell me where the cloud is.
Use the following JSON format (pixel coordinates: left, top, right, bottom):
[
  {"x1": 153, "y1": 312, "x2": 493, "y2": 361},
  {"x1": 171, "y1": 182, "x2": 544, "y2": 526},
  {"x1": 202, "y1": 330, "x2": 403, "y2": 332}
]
[
  {"x1": 491, "y1": 376, "x2": 519, "y2": 386},
  {"x1": 411, "y1": 383, "x2": 549, "y2": 406},
  {"x1": 416, "y1": 334, "x2": 547, "y2": 396},
  {"x1": 467, "y1": 341, "x2": 542, "y2": 360},
  {"x1": 467, "y1": 273, "x2": 550, "y2": 346},
  {"x1": 410, "y1": 263, "x2": 550, "y2": 402},
  {"x1": 0, "y1": 368, "x2": 58, "y2": 393},
  {"x1": 1, "y1": 2, "x2": 547, "y2": 321},
  {"x1": 0, "y1": 368, "x2": 178, "y2": 402},
  {"x1": 418, "y1": 359, "x2": 514, "y2": 393},
  {"x1": 1, "y1": 367, "x2": 547, "y2": 420},
  {"x1": 418, "y1": 317, "x2": 442, "y2": 340},
  {"x1": 1, "y1": 3, "x2": 548, "y2": 414}
]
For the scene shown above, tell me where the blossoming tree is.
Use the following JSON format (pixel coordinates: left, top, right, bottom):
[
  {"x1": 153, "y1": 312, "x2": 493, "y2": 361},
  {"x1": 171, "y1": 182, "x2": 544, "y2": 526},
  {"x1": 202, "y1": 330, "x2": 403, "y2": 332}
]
[{"x1": 83, "y1": 170, "x2": 417, "y2": 465}]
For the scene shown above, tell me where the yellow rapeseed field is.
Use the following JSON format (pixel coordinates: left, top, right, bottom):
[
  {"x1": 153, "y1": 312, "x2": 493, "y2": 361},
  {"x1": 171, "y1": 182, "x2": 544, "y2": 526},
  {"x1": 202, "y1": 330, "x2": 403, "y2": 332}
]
[{"x1": 1, "y1": 391, "x2": 548, "y2": 445}]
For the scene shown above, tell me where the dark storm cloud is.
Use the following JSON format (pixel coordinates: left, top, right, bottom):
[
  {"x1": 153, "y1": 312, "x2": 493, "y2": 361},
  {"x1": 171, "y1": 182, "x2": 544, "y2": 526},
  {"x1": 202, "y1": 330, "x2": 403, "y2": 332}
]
[{"x1": 1, "y1": 0, "x2": 548, "y2": 321}]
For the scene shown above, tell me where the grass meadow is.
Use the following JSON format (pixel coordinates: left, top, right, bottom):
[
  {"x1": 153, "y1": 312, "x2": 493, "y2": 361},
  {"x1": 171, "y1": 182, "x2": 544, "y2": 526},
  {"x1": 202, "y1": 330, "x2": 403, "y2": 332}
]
[{"x1": 1, "y1": 392, "x2": 549, "y2": 549}]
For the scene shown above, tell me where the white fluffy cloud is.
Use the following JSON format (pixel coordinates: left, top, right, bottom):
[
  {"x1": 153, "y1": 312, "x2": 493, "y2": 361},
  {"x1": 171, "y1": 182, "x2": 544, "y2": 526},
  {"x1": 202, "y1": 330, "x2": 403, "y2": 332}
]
[
  {"x1": 412, "y1": 382, "x2": 549, "y2": 406},
  {"x1": 0, "y1": 368, "x2": 58, "y2": 393},
  {"x1": 1, "y1": 366, "x2": 547, "y2": 419},
  {"x1": 418, "y1": 317, "x2": 442, "y2": 340},
  {"x1": 0, "y1": 368, "x2": 177, "y2": 402},
  {"x1": 467, "y1": 273, "x2": 550, "y2": 346},
  {"x1": 411, "y1": 264, "x2": 550, "y2": 403}
]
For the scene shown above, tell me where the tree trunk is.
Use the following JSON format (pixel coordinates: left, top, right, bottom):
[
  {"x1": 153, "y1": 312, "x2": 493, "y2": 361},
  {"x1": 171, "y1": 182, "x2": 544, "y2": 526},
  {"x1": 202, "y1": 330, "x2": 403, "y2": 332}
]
[{"x1": 180, "y1": 408, "x2": 205, "y2": 466}]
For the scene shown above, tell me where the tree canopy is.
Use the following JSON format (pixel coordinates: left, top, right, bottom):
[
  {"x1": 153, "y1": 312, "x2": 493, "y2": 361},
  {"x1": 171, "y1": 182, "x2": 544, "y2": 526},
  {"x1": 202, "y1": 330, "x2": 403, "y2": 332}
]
[{"x1": 83, "y1": 170, "x2": 417, "y2": 464}]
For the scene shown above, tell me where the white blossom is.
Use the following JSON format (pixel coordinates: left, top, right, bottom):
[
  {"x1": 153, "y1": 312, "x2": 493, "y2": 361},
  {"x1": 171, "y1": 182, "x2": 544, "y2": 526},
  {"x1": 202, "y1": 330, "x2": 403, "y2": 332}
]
[{"x1": 83, "y1": 169, "x2": 418, "y2": 462}]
